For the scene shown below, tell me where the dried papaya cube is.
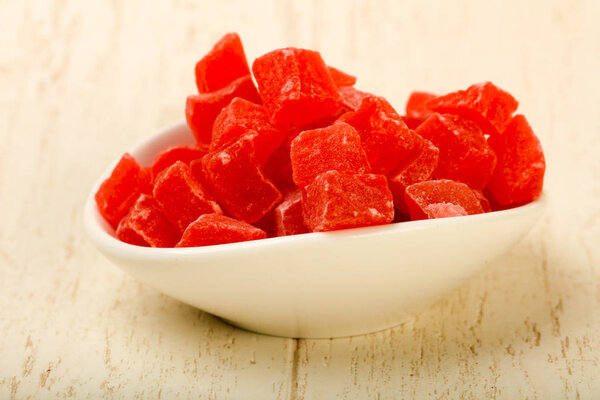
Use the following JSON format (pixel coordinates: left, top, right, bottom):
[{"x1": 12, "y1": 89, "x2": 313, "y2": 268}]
[
  {"x1": 139, "y1": 167, "x2": 154, "y2": 195},
  {"x1": 472, "y1": 189, "x2": 492, "y2": 212},
  {"x1": 427, "y1": 82, "x2": 518, "y2": 135},
  {"x1": 424, "y1": 203, "x2": 468, "y2": 219},
  {"x1": 406, "y1": 91, "x2": 436, "y2": 120},
  {"x1": 404, "y1": 179, "x2": 483, "y2": 220},
  {"x1": 185, "y1": 75, "x2": 260, "y2": 145},
  {"x1": 328, "y1": 66, "x2": 357, "y2": 87},
  {"x1": 252, "y1": 48, "x2": 342, "y2": 129},
  {"x1": 153, "y1": 161, "x2": 222, "y2": 232},
  {"x1": 263, "y1": 145, "x2": 294, "y2": 190},
  {"x1": 388, "y1": 135, "x2": 439, "y2": 213},
  {"x1": 290, "y1": 121, "x2": 370, "y2": 187},
  {"x1": 416, "y1": 113, "x2": 497, "y2": 190},
  {"x1": 273, "y1": 188, "x2": 307, "y2": 236},
  {"x1": 176, "y1": 214, "x2": 267, "y2": 247},
  {"x1": 302, "y1": 171, "x2": 394, "y2": 232},
  {"x1": 195, "y1": 33, "x2": 251, "y2": 93},
  {"x1": 201, "y1": 133, "x2": 282, "y2": 223},
  {"x1": 486, "y1": 115, "x2": 545, "y2": 206},
  {"x1": 338, "y1": 95, "x2": 416, "y2": 174},
  {"x1": 339, "y1": 86, "x2": 370, "y2": 111},
  {"x1": 116, "y1": 194, "x2": 180, "y2": 247},
  {"x1": 95, "y1": 153, "x2": 147, "y2": 229},
  {"x1": 151, "y1": 145, "x2": 206, "y2": 178},
  {"x1": 211, "y1": 98, "x2": 285, "y2": 164}
]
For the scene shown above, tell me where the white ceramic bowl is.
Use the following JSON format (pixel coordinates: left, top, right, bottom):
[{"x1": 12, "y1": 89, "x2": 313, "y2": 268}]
[{"x1": 84, "y1": 122, "x2": 546, "y2": 338}]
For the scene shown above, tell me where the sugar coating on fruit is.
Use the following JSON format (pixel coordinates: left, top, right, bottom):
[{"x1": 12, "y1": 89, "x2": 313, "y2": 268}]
[
  {"x1": 273, "y1": 188, "x2": 307, "y2": 236},
  {"x1": 211, "y1": 98, "x2": 285, "y2": 164},
  {"x1": 416, "y1": 113, "x2": 497, "y2": 190},
  {"x1": 339, "y1": 86, "x2": 370, "y2": 111},
  {"x1": 116, "y1": 194, "x2": 180, "y2": 247},
  {"x1": 404, "y1": 179, "x2": 483, "y2": 220},
  {"x1": 424, "y1": 202, "x2": 468, "y2": 219},
  {"x1": 338, "y1": 95, "x2": 416, "y2": 174},
  {"x1": 186, "y1": 75, "x2": 260, "y2": 145},
  {"x1": 195, "y1": 33, "x2": 251, "y2": 93},
  {"x1": 486, "y1": 114, "x2": 545, "y2": 206},
  {"x1": 328, "y1": 66, "x2": 357, "y2": 87},
  {"x1": 290, "y1": 122, "x2": 370, "y2": 187},
  {"x1": 252, "y1": 48, "x2": 342, "y2": 129},
  {"x1": 201, "y1": 133, "x2": 282, "y2": 223},
  {"x1": 388, "y1": 135, "x2": 440, "y2": 213},
  {"x1": 151, "y1": 145, "x2": 206, "y2": 178},
  {"x1": 95, "y1": 153, "x2": 148, "y2": 229},
  {"x1": 427, "y1": 82, "x2": 518, "y2": 135},
  {"x1": 176, "y1": 213, "x2": 267, "y2": 247},
  {"x1": 153, "y1": 161, "x2": 222, "y2": 232},
  {"x1": 302, "y1": 171, "x2": 394, "y2": 232}
]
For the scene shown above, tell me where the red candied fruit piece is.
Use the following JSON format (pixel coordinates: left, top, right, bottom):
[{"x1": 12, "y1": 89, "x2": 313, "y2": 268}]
[
  {"x1": 486, "y1": 115, "x2": 545, "y2": 206},
  {"x1": 339, "y1": 95, "x2": 416, "y2": 174},
  {"x1": 328, "y1": 66, "x2": 357, "y2": 87},
  {"x1": 416, "y1": 113, "x2": 497, "y2": 190},
  {"x1": 263, "y1": 145, "x2": 294, "y2": 190},
  {"x1": 211, "y1": 98, "x2": 285, "y2": 164},
  {"x1": 406, "y1": 91, "x2": 436, "y2": 120},
  {"x1": 404, "y1": 179, "x2": 484, "y2": 220},
  {"x1": 302, "y1": 171, "x2": 394, "y2": 232},
  {"x1": 201, "y1": 133, "x2": 282, "y2": 223},
  {"x1": 388, "y1": 135, "x2": 440, "y2": 213},
  {"x1": 139, "y1": 167, "x2": 154, "y2": 195},
  {"x1": 95, "y1": 153, "x2": 148, "y2": 229},
  {"x1": 252, "y1": 48, "x2": 342, "y2": 129},
  {"x1": 186, "y1": 75, "x2": 261, "y2": 145},
  {"x1": 426, "y1": 82, "x2": 519, "y2": 135},
  {"x1": 402, "y1": 91, "x2": 436, "y2": 129},
  {"x1": 424, "y1": 203, "x2": 468, "y2": 219},
  {"x1": 176, "y1": 214, "x2": 267, "y2": 247},
  {"x1": 116, "y1": 194, "x2": 180, "y2": 247},
  {"x1": 290, "y1": 122, "x2": 370, "y2": 187},
  {"x1": 273, "y1": 188, "x2": 308, "y2": 236},
  {"x1": 151, "y1": 145, "x2": 206, "y2": 178},
  {"x1": 195, "y1": 33, "x2": 251, "y2": 93},
  {"x1": 153, "y1": 161, "x2": 222, "y2": 232},
  {"x1": 472, "y1": 189, "x2": 492, "y2": 212},
  {"x1": 339, "y1": 86, "x2": 370, "y2": 111}
]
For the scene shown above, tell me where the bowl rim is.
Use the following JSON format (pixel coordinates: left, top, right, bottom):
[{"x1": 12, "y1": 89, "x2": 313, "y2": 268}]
[{"x1": 84, "y1": 121, "x2": 547, "y2": 262}]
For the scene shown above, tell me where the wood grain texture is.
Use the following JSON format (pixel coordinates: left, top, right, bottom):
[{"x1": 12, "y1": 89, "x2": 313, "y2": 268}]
[{"x1": 0, "y1": 0, "x2": 599, "y2": 398}]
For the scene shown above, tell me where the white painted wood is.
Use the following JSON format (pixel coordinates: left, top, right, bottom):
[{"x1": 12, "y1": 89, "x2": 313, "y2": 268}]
[{"x1": 1, "y1": 0, "x2": 599, "y2": 398}]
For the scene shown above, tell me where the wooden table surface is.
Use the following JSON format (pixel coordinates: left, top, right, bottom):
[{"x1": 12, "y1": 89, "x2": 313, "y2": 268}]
[{"x1": 1, "y1": 0, "x2": 599, "y2": 398}]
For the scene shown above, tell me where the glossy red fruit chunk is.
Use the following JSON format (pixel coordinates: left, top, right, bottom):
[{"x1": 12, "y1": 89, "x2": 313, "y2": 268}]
[
  {"x1": 388, "y1": 136, "x2": 439, "y2": 213},
  {"x1": 339, "y1": 86, "x2": 370, "y2": 111},
  {"x1": 201, "y1": 133, "x2": 282, "y2": 223},
  {"x1": 328, "y1": 66, "x2": 357, "y2": 87},
  {"x1": 263, "y1": 145, "x2": 294, "y2": 190},
  {"x1": 185, "y1": 75, "x2": 260, "y2": 145},
  {"x1": 211, "y1": 98, "x2": 285, "y2": 164},
  {"x1": 176, "y1": 214, "x2": 266, "y2": 247},
  {"x1": 273, "y1": 188, "x2": 308, "y2": 236},
  {"x1": 427, "y1": 82, "x2": 518, "y2": 135},
  {"x1": 195, "y1": 33, "x2": 251, "y2": 93},
  {"x1": 339, "y1": 95, "x2": 416, "y2": 174},
  {"x1": 116, "y1": 194, "x2": 180, "y2": 247},
  {"x1": 302, "y1": 171, "x2": 394, "y2": 232},
  {"x1": 139, "y1": 167, "x2": 154, "y2": 195},
  {"x1": 406, "y1": 91, "x2": 436, "y2": 120},
  {"x1": 252, "y1": 48, "x2": 342, "y2": 129},
  {"x1": 151, "y1": 145, "x2": 206, "y2": 178},
  {"x1": 95, "y1": 153, "x2": 148, "y2": 229},
  {"x1": 416, "y1": 113, "x2": 497, "y2": 190},
  {"x1": 290, "y1": 122, "x2": 370, "y2": 187},
  {"x1": 153, "y1": 161, "x2": 222, "y2": 232},
  {"x1": 486, "y1": 115, "x2": 545, "y2": 206},
  {"x1": 404, "y1": 179, "x2": 483, "y2": 220}
]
